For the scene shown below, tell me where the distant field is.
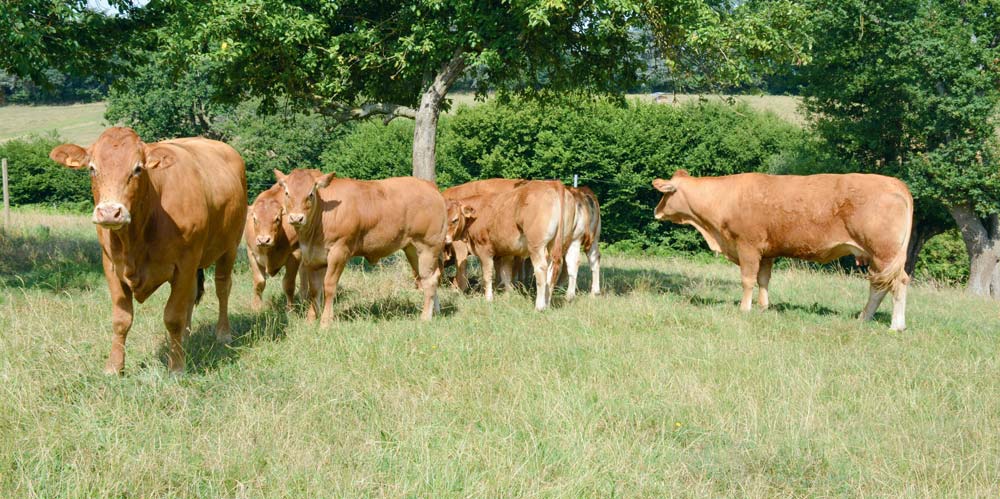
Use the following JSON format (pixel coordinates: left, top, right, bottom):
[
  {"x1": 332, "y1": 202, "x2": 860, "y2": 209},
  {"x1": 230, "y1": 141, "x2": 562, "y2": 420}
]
[
  {"x1": 1, "y1": 208, "x2": 998, "y2": 497},
  {"x1": 0, "y1": 94, "x2": 804, "y2": 146},
  {"x1": 0, "y1": 102, "x2": 107, "y2": 145}
]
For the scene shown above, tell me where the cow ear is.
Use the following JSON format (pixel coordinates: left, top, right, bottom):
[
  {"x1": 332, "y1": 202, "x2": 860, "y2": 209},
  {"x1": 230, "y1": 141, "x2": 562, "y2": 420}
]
[
  {"x1": 652, "y1": 179, "x2": 676, "y2": 193},
  {"x1": 461, "y1": 205, "x2": 476, "y2": 219},
  {"x1": 49, "y1": 144, "x2": 89, "y2": 169},
  {"x1": 273, "y1": 169, "x2": 287, "y2": 186},
  {"x1": 143, "y1": 145, "x2": 176, "y2": 169},
  {"x1": 673, "y1": 169, "x2": 690, "y2": 178},
  {"x1": 315, "y1": 172, "x2": 336, "y2": 189}
]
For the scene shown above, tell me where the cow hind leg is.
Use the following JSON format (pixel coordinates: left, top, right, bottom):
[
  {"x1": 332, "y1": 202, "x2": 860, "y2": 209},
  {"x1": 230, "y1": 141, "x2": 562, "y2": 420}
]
[
  {"x1": 737, "y1": 253, "x2": 761, "y2": 312},
  {"x1": 306, "y1": 267, "x2": 325, "y2": 322},
  {"x1": 889, "y1": 281, "x2": 907, "y2": 332},
  {"x1": 757, "y1": 258, "x2": 774, "y2": 310},
  {"x1": 498, "y1": 256, "x2": 514, "y2": 292},
  {"x1": 564, "y1": 239, "x2": 582, "y2": 301},
  {"x1": 588, "y1": 243, "x2": 601, "y2": 296},
  {"x1": 530, "y1": 249, "x2": 550, "y2": 311},
  {"x1": 213, "y1": 249, "x2": 237, "y2": 344},
  {"x1": 860, "y1": 281, "x2": 889, "y2": 322}
]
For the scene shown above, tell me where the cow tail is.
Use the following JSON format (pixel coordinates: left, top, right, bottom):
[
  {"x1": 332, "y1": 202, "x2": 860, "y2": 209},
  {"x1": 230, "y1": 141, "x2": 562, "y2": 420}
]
[
  {"x1": 195, "y1": 268, "x2": 206, "y2": 305},
  {"x1": 550, "y1": 185, "x2": 569, "y2": 279},
  {"x1": 869, "y1": 193, "x2": 913, "y2": 292}
]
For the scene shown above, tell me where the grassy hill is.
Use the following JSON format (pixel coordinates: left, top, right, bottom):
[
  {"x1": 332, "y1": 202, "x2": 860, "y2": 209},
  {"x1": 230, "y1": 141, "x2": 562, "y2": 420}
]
[
  {"x1": 1, "y1": 209, "x2": 997, "y2": 497},
  {"x1": 0, "y1": 102, "x2": 107, "y2": 145}
]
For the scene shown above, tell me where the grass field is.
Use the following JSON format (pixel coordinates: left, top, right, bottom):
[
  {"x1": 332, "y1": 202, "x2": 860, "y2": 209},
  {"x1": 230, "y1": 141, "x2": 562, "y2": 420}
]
[
  {"x1": 0, "y1": 102, "x2": 107, "y2": 145},
  {"x1": 1, "y1": 208, "x2": 998, "y2": 497}
]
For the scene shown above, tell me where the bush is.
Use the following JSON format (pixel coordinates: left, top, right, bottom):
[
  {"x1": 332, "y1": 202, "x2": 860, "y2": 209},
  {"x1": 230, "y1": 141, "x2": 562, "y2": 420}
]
[
  {"x1": 321, "y1": 98, "x2": 808, "y2": 253},
  {"x1": 913, "y1": 230, "x2": 969, "y2": 286},
  {"x1": 0, "y1": 134, "x2": 91, "y2": 208}
]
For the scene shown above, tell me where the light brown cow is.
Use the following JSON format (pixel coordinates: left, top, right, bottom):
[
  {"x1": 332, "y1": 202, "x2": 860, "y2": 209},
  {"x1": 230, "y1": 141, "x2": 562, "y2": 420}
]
[
  {"x1": 563, "y1": 186, "x2": 602, "y2": 299},
  {"x1": 245, "y1": 182, "x2": 310, "y2": 311},
  {"x1": 652, "y1": 170, "x2": 912, "y2": 330},
  {"x1": 448, "y1": 180, "x2": 570, "y2": 310},
  {"x1": 274, "y1": 169, "x2": 446, "y2": 324},
  {"x1": 50, "y1": 127, "x2": 247, "y2": 373},
  {"x1": 442, "y1": 178, "x2": 527, "y2": 290}
]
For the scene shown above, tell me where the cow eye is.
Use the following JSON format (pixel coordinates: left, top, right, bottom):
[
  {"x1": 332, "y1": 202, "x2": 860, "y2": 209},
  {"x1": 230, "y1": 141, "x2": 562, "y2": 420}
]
[
  {"x1": 132, "y1": 165, "x2": 143, "y2": 176},
  {"x1": 88, "y1": 165, "x2": 97, "y2": 177}
]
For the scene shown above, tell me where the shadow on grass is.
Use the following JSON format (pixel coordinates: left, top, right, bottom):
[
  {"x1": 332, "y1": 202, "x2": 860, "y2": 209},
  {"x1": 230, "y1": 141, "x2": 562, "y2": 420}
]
[
  {"x1": 334, "y1": 294, "x2": 457, "y2": 322},
  {"x1": 0, "y1": 226, "x2": 103, "y2": 290},
  {"x1": 153, "y1": 308, "x2": 291, "y2": 375}
]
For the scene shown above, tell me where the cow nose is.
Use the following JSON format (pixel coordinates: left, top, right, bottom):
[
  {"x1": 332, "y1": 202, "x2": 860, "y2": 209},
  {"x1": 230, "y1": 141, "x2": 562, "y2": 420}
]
[
  {"x1": 445, "y1": 234, "x2": 453, "y2": 244},
  {"x1": 256, "y1": 235, "x2": 274, "y2": 247},
  {"x1": 288, "y1": 213, "x2": 306, "y2": 226},
  {"x1": 93, "y1": 202, "x2": 130, "y2": 227},
  {"x1": 653, "y1": 211, "x2": 665, "y2": 221}
]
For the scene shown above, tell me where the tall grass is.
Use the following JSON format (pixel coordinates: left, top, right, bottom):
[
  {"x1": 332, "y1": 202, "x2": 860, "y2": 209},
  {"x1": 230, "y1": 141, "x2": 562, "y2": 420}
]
[{"x1": 1, "y1": 209, "x2": 998, "y2": 497}]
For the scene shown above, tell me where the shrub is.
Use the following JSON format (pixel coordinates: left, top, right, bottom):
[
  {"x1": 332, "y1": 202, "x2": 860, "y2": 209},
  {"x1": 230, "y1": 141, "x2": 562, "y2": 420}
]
[{"x1": 0, "y1": 134, "x2": 91, "y2": 208}]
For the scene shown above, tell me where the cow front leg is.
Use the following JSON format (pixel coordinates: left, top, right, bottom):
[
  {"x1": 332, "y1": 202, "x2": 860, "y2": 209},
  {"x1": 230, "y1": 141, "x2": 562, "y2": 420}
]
[
  {"x1": 480, "y1": 251, "x2": 496, "y2": 302},
  {"x1": 164, "y1": 271, "x2": 198, "y2": 373},
  {"x1": 248, "y1": 249, "x2": 266, "y2": 312},
  {"x1": 417, "y1": 246, "x2": 442, "y2": 320},
  {"x1": 214, "y1": 249, "x2": 237, "y2": 344},
  {"x1": 101, "y1": 254, "x2": 133, "y2": 375},
  {"x1": 452, "y1": 241, "x2": 471, "y2": 292},
  {"x1": 757, "y1": 258, "x2": 774, "y2": 310},
  {"x1": 738, "y1": 252, "x2": 761, "y2": 312},
  {"x1": 498, "y1": 256, "x2": 514, "y2": 292},
  {"x1": 305, "y1": 266, "x2": 325, "y2": 322},
  {"x1": 320, "y1": 249, "x2": 349, "y2": 326},
  {"x1": 282, "y1": 253, "x2": 301, "y2": 311}
]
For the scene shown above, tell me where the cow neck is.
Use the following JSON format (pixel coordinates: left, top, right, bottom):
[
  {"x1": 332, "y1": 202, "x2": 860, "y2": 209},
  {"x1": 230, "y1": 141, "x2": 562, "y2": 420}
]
[
  {"x1": 108, "y1": 189, "x2": 154, "y2": 274},
  {"x1": 676, "y1": 179, "x2": 724, "y2": 233},
  {"x1": 297, "y1": 189, "x2": 327, "y2": 247}
]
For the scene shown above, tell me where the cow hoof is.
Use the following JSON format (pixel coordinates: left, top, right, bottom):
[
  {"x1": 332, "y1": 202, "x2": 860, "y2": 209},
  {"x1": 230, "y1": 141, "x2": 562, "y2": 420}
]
[
  {"x1": 103, "y1": 364, "x2": 124, "y2": 376},
  {"x1": 216, "y1": 334, "x2": 233, "y2": 345}
]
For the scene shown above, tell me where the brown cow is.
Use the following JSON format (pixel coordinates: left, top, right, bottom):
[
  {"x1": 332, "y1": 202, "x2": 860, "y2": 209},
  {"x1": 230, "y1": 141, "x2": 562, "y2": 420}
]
[
  {"x1": 448, "y1": 180, "x2": 570, "y2": 310},
  {"x1": 245, "y1": 182, "x2": 310, "y2": 311},
  {"x1": 274, "y1": 169, "x2": 446, "y2": 324},
  {"x1": 50, "y1": 127, "x2": 247, "y2": 373},
  {"x1": 652, "y1": 170, "x2": 912, "y2": 331},
  {"x1": 563, "y1": 186, "x2": 602, "y2": 299},
  {"x1": 442, "y1": 178, "x2": 526, "y2": 290}
]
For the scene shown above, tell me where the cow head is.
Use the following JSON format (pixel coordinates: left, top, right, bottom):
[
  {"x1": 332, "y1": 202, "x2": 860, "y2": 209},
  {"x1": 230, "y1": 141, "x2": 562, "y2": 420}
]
[
  {"x1": 652, "y1": 170, "x2": 690, "y2": 222},
  {"x1": 250, "y1": 196, "x2": 285, "y2": 248},
  {"x1": 274, "y1": 168, "x2": 334, "y2": 229},
  {"x1": 49, "y1": 127, "x2": 169, "y2": 230},
  {"x1": 445, "y1": 200, "x2": 477, "y2": 244}
]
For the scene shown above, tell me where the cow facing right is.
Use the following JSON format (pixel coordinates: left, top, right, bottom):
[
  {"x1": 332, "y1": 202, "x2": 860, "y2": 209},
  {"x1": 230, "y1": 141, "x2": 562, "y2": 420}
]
[{"x1": 652, "y1": 170, "x2": 913, "y2": 331}]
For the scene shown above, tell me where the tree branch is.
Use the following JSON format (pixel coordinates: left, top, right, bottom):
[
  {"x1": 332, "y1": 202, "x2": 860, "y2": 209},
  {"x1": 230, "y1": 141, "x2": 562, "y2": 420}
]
[{"x1": 319, "y1": 101, "x2": 418, "y2": 125}]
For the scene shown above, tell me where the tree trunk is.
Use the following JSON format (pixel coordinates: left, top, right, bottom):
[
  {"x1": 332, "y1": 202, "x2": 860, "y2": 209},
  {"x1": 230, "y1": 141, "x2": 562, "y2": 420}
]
[
  {"x1": 947, "y1": 204, "x2": 1000, "y2": 298},
  {"x1": 411, "y1": 51, "x2": 466, "y2": 182}
]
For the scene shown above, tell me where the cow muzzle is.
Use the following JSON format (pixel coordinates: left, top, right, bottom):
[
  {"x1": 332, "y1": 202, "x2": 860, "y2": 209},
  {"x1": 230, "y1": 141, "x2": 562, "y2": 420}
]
[
  {"x1": 256, "y1": 235, "x2": 274, "y2": 247},
  {"x1": 287, "y1": 213, "x2": 306, "y2": 227},
  {"x1": 93, "y1": 202, "x2": 131, "y2": 229}
]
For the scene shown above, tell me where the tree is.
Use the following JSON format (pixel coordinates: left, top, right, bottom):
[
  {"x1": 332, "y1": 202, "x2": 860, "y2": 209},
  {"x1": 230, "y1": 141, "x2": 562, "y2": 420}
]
[
  {"x1": 0, "y1": 1, "x2": 136, "y2": 85},
  {"x1": 138, "y1": 0, "x2": 811, "y2": 181},
  {"x1": 799, "y1": 0, "x2": 1000, "y2": 297}
]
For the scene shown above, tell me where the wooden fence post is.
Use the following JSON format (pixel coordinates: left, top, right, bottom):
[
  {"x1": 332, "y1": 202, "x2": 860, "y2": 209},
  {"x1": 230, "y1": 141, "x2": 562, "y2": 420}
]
[{"x1": 2, "y1": 158, "x2": 9, "y2": 226}]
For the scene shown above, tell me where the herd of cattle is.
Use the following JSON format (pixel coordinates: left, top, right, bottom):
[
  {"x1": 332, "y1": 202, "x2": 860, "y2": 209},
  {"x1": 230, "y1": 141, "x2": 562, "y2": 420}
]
[{"x1": 48, "y1": 127, "x2": 914, "y2": 374}]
